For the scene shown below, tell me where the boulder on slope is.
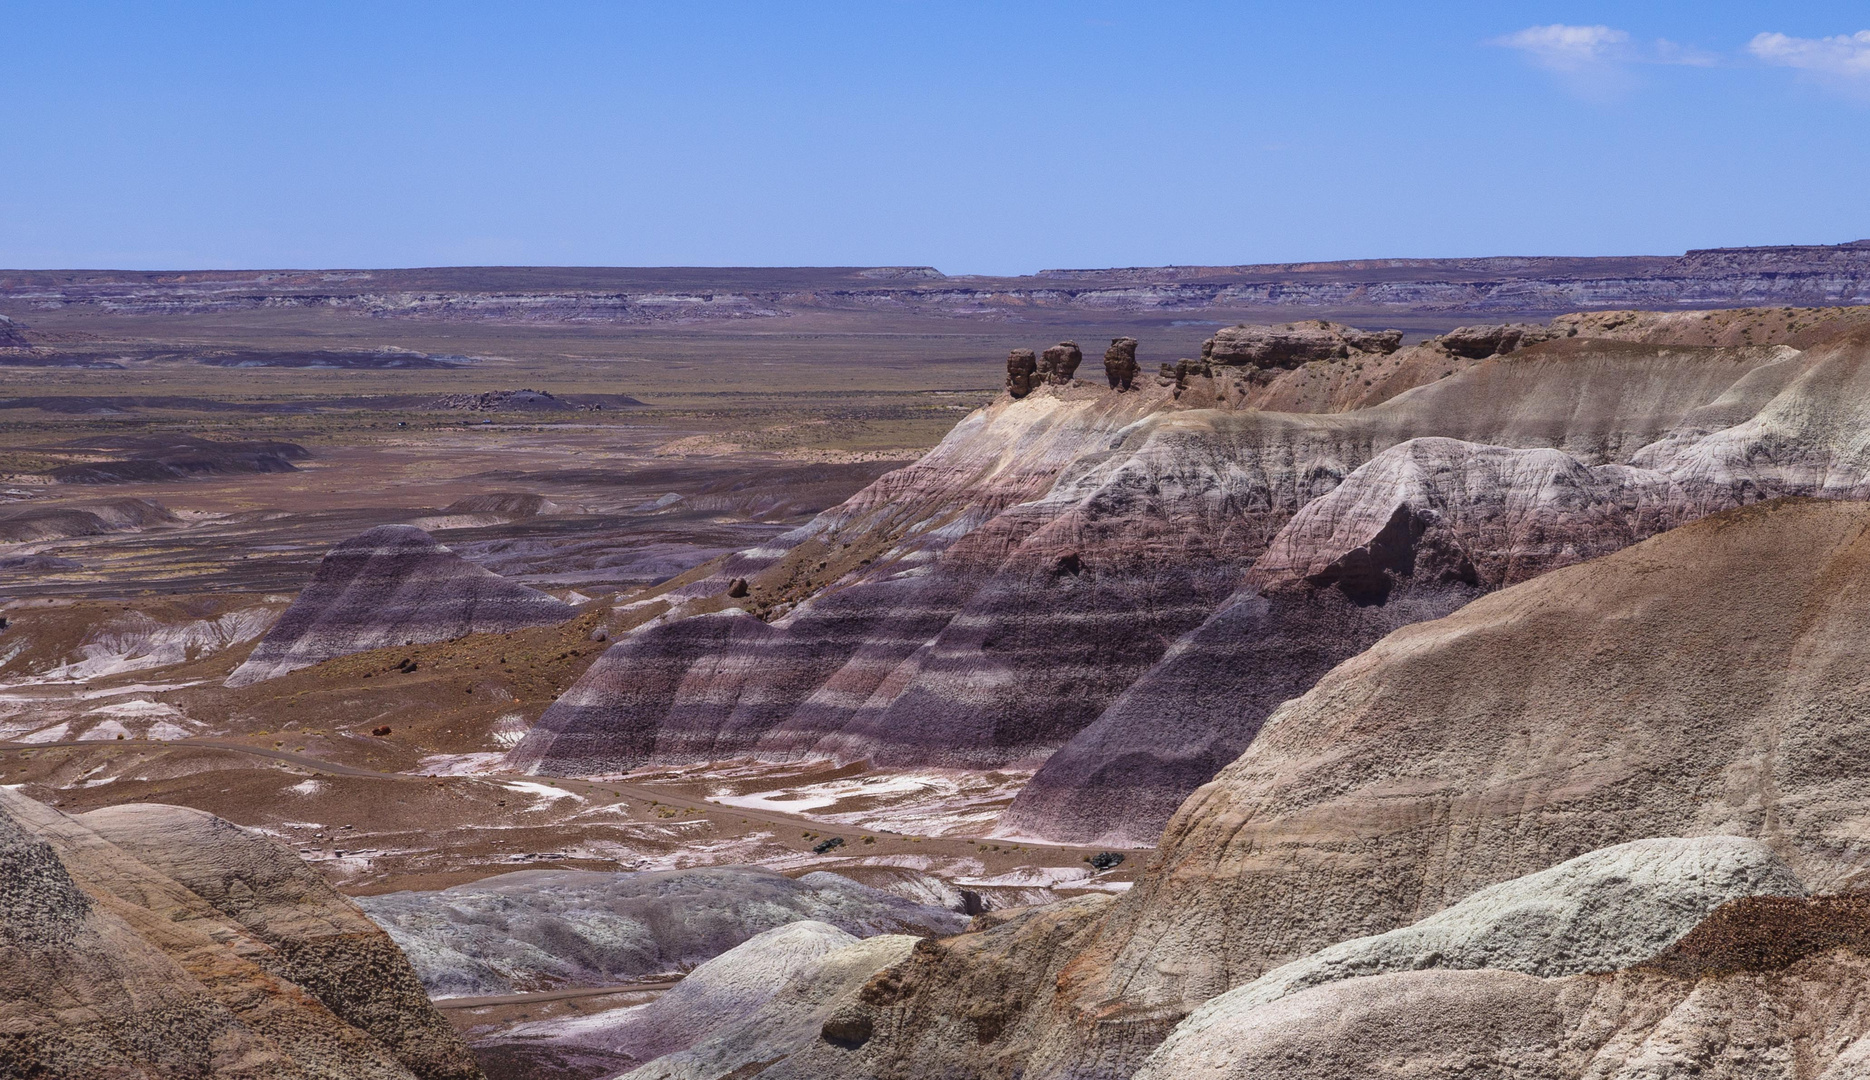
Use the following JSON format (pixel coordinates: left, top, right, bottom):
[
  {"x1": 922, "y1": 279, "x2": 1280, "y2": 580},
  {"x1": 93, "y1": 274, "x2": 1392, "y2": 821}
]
[
  {"x1": 0, "y1": 787, "x2": 481, "y2": 1080},
  {"x1": 225, "y1": 523, "x2": 576, "y2": 686},
  {"x1": 356, "y1": 866, "x2": 965, "y2": 998},
  {"x1": 619, "y1": 932, "x2": 919, "y2": 1080},
  {"x1": 480, "y1": 921, "x2": 873, "y2": 1075}
]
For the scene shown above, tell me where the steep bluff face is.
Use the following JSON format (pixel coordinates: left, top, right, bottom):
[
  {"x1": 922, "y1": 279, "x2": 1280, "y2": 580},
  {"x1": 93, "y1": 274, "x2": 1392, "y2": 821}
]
[
  {"x1": 0, "y1": 789, "x2": 481, "y2": 1080},
  {"x1": 518, "y1": 320, "x2": 1870, "y2": 862},
  {"x1": 773, "y1": 498, "x2": 1870, "y2": 1080},
  {"x1": 227, "y1": 523, "x2": 576, "y2": 686}
]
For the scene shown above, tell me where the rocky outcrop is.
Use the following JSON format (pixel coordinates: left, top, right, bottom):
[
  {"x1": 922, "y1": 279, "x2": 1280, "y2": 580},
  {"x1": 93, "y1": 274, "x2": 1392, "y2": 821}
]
[
  {"x1": 0, "y1": 314, "x2": 27, "y2": 348},
  {"x1": 226, "y1": 524, "x2": 576, "y2": 686},
  {"x1": 356, "y1": 867, "x2": 966, "y2": 998},
  {"x1": 0, "y1": 788, "x2": 481, "y2": 1080},
  {"x1": 1102, "y1": 338, "x2": 1139, "y2": 390},
  {"x1": 1039, "y1": 342, "x2": 1082, "y2": 384},
  {"x1": 1006, "y1": 348, "x2": 1039, "y2": 398},
  {"x1": 1435, "y1": 322, "x2": 1562, "y2": 358},
  {"x1": 1203, "y1": 320, "x2": 1403, "y2": 368}
]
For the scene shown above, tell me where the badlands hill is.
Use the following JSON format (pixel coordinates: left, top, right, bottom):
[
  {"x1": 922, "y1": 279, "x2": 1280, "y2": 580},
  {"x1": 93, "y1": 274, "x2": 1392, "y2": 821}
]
[
  {"x1": 0, "y1": 788, "x2": 480, "y2": 1079},
  {"x1": 614, "y1": 497, "x2": 1870, "y2": 1080},
  {"x1": 511, "y1": 308, "x2": 1870, "y2": 851},
  {"x1": 227, "y1": 524, "x2": 576, "y2": 686}
]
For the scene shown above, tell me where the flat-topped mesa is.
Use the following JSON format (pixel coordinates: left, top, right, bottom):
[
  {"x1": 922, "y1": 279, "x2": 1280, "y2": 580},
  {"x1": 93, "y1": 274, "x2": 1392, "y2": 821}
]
[
  {"x1": 1005, "y1": 348, "x2": 1039, "y2": 398},
  {"x1": 225, "y1": 523, "x2": 576, "y2": 687},
  {"x1": 1104, "y1": 337, "x2": 1140, "y2": 390},
  {"x1": 1203, "y1": 319, "x2": 1404, "y2": 368},
  {"x1": 1038, "y1": 341, "x2": 1082, "y2": 385}
]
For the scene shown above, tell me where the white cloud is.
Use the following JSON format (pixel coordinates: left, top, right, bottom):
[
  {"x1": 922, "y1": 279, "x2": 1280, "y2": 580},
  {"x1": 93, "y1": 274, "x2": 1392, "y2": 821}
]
[
  {"x1": 1494, "y1": 24, "x2": 1630, "y2": 72},
  {"x1": 1750, "y1": 30, "x2": 1870, "y2": 87},
  {"x1": 1654, "y1": 39, "x2": 1719, "y2": 67}
]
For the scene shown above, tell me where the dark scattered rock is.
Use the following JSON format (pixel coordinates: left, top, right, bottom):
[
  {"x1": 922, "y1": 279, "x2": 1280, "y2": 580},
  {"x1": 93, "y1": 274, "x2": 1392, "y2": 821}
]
[
  {"x1": 1006, "y1": 349, "x2": 1039, "y2": 399},
  {"x1": 1039, "y1": 342, "x2": 1082, "y2": 385},
  {"x1": 1636, "y1": 895, "x2": 1870, "y2": 978},
  {"x1": 813, "y1": 836, "x2": 846, "y2": 854},
  {"x1": 1204, "y1": 320, "x2": 1404, "y2": 369},
  {"x1": 427, "y1": 389, "x2": 573, "y2": 411},
  {"x1": 727, "y1": 577, "x2": 751, "y2": 599},
  {"x1": 821, "y1": 1006, "x2": 875, "y2": 1048},
  {"x1": 372, "y1": 725, "x2": 393, "y2": 737},
  {"x1": 1103, "y1": 337, "x2": 1139, "y2": 390},
  {"x1": 1088, "y1": 851, "x2": 1125, "y2": 871},
  {"x1": 1434, "y1": 323, "x2": 1562, "y2": 359}
]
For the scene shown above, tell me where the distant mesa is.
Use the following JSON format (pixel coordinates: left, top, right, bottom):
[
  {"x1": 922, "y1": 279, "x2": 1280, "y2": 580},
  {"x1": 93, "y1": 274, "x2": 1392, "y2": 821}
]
[
  {"x1": 853, "y1": 266, "x2": 946, "y2": 280},
  {"x1": 224, "y1": 523, "x2": 577, "y2": 687},
  {"x1": 195, "y1": 347, "x2": 470, "y2": 369},
  {"x1": 47, "y1": 435, "x2": 310, "y2": 484}
]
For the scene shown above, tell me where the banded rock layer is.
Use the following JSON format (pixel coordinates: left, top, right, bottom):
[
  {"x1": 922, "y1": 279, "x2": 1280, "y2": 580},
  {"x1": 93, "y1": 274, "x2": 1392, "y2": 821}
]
[
  {"x1": 762, "y1": 496, "x2": 1870, "y2": 1080},
  {"x1": 227, "y1": 524, "x2": 576, "y2": 686}
]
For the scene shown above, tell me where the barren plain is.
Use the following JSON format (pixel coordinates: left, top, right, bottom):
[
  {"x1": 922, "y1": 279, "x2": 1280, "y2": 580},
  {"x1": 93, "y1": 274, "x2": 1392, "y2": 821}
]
[{"x1": 12, "y1": 247, "x2": 1870, "y2": 1079}]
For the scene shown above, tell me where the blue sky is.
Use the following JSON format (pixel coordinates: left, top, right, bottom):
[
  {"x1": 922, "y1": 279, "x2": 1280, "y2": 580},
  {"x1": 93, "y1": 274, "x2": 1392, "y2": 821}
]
[{"x1": 2, "y1": 1, "x2": 1868, "y2": 273}]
